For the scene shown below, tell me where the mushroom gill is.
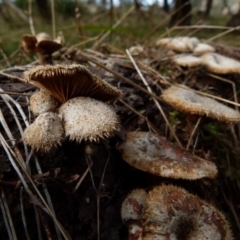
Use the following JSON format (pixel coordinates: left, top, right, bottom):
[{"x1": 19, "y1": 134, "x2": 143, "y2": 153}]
[{"x1": 24, "y1": 64, "x2": 122, "y2": 103}]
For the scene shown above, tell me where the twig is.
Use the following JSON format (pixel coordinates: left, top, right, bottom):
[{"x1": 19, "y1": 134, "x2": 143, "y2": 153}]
[
  {"x1": 20, "y1": 187, "x2": 31, "y2": 240},
  {"x1": 97, "y1": 152, "x2": 111, "y2": 240},
  {"x1": 126, "y1": 49, "x2": 182, "y2": 147},
  {"x1": 0, "y1": 195, "x2": 15, "y2": 240},
  {"x1": 50, "y1": 0, "x2": 56, "y2": 39},
  {"x1": 1, "y1": 189, "x2": 18, "y2": 240},
  {"x1": 34, "y1": 205, "x2": 43, "y2": 240},
  {"x1": 27, "y1": 0, "x2": 35, "y2": 35},
  {"x1": 77, "y1": 51, "x2": 165, "y2": 103},
  {"x1": 72, "y1": 158, "x2": 93, "y2": 193},
  {"x1": 142, "y1": 2, "x2": 190, "y2": 43},
  {"x1": 186, "y1": 117, "x2": 202, "y2": 151},
  {"x1": 172, "y1": 84, "x2": 240, "y2": 107},
  {"x1": 92, "y1": 5, "x2": 135, "y2": 49}
]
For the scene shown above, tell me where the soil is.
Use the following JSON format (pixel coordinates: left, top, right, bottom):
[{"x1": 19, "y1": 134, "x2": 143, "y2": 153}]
[{"x1": 0, "y1": 46, "x2": 239, "y2": 240}]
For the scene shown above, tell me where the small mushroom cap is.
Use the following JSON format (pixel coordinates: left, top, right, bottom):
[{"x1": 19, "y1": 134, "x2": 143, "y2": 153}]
[
  {"x1": 162, "y1": 85, "x2": 240, "y2": 122},
  {"x1": 35, "y1": 40, "x2": 62, "y2": 55},
  {"x1": 24, "y1": 64, "x2": 122, "y2": 103},
  {"x1": 201, "y1": 53, "x2": 240, "y2": 74},
  {"x1": 193, "y1": 43, "x2": 215, "y2": 55},
  {"x1": 21, "y1": 35, "x2": 37, "y2": 52},
  {"x1": 129, "y1": 45, "x2": 144, "y2": 56},
  {"x1": 22, "y1": 112, "x2": 64, "y2": 151},
  {"x1": 29, "y1": 90, "x2": 60, "y2": 115},
  {"x1": 117, "y1": 132, "x2": 217, "y2": 180},
  {"x1": 173, "y1": 54, "x2": 202, "y2": 67},
  {"x1": 35, "y1": 32, "x2": 51, "y2": 42},
  {"x1": 59, "y1": 97, "x2": 120, "y2": 142},
  {"x1": 144, "y1": 185, "x2": 233, "y2": 240},
  {"x1": 156, "y1": 37, "x2": 199, "y2": 52},
  {"x1": 121, "y1": 189, "x2": 147, "y2": 223}
]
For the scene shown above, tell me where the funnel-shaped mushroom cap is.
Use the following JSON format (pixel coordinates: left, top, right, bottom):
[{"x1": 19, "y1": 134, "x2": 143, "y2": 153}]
[
  {"x1": 117, "y1": 132, "x2": 217, "y2": 179},
  {"x1": 24, "y1": 64, "x2": 122, "y2": 103},
  {"x1": 173, "y1": 54, "x2": 202, "y2": 67},
  {"x1": 193, "y1": 43, "x2": 215, "y2": 55},
  {"x1": 121, "y1": 189, "x2": 147, "y2": 223},
  {"x1": 36, "y1": 40, "x2": 62, "y2": 55},
  {"x1": 59, "y1": 97, "x2": 120, "y2": 142},
  {"x1": 162, "y1": 85, "x2": 240, "y2": 122},
  {"x1": 201, "y1": 53, "x2": 240, "y2": 74},
  {"x1": 156, "y1": 37, "x2": 199, "y2": 52},
  {"x1": 29, "y1": 90, "x2": 60, "y2": 115},
  {"x1": 23, "y1": 112, "x2": 64, "y2": 151},
  {"x1": 143, "y1": 185, "x2": 233, "y2": 240},
  {"x1": 21, "y1": 35, "x2": 37, "y2": 52}
]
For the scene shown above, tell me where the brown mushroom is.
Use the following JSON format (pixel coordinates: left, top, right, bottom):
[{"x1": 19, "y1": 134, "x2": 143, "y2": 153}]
[
  {"x1": 22, "y1": 112, "x2": 64, "y2": 151},
  {"x1": 29, "y1": 90, "x2": 60, "y2": 115},
  {"x1": 21, "y1": 32, "x2": 62, "y2": 64},
  {"x1": 24, "y1": 64, "x2": 122, "y2": 103},
  {"x1": 117, "y1": 131, "x2": 217, "y2": 180},
  {"x1": 122, "y1": 185, "x2": 233, "y2": 240},
  {"x1": 59, "y1": 97, "x2": 120, "y2": 142},
  {"x1": 162, "y1": 85, "x2": 240, "y2": 123},
  {"x1": 21, "y1": 35, "x2": 37, "y2": 53}
]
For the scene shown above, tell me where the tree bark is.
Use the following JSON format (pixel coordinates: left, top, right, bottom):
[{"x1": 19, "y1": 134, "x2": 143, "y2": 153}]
[
  {"x1": 163, "y1": 0, "x2": 169, "y2": 13},
  {"x1": 170, "y1": 0, "x2": 192, "y2": 26},
  {"x1": 204, "y1": 0, "x2": 212, "y2": 17}
]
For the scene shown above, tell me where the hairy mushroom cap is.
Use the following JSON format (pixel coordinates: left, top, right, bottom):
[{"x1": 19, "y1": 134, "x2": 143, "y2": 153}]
[
  {"x1": 24, "y1": 64, "x2": 122, "y2": 103},
  {"x1": 59, "y1": 97, "x2": 120, "y2": 142},
  {"x1": 29, "y1": 90, "x2": 60, "y2": 115},
  {"x1": 173, "y1": 54, "x2": 202, "y2": 67},
  {"x1": 117, "y1": 131, "x2": 217, "y2": 180},
  {"x1": 143, "y1": 185, "x2": 233, "y2": 240},
  {"x1": 121, "y1": 189, "x2": 147, "y2": 223},
  {"x1": 193, "y1": 43, "x2": 215, "y2": 55},
  {"x1": 162, "y1": 85, "x2": 240, "y2": 122},
  {"x1": 21, "y1": 35, "x2": 37, "y2": 52},
  {"x1": 22, "y1": 112, "x2": 64, "y2": 151},
  {"x1": 201, "y1": 52, "x2": 240, "y2": 74}
]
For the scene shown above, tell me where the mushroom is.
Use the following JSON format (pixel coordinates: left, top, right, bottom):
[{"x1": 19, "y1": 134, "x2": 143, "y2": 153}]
[
  {"x1": 29, "y1": 89, "x2": 60, "y2": 115},
  {"x1": 162, "y1": 85, "x2": 240, "y2": 122},
  {"x1": 173, "y1": 54, "x2": 202, "y2": 67},
  {"x1": 121, "y1": 189, "x2": 147, "y2": 223},
  {"x1": 21, "y1": 35, "x2": 37, "y2": 53},
  {"x1": 201, "y1": 52, "x2": 240, "y2": 74},
  {"x1": 24, "y1": 64, "x2": 122, "y2": 103},
  {"x1": 122, "y1": 185, "x2": 233, "y2": 240},
  {"x1": 22, "y1": 112, "x2": 64, "y2": 151},
  {"x1": 117, "y1": 131, "x2": 217, "y2": 179},
  {"x1": 193, "y1": 43, "x2": 215, "y2": 55},
  {"x1": 59, "y1": 97, "x2": 120, "y2": 142},
  {"x1": 21, "y1": 32, "x2": 62, "y2": 64},
  {"x1": 156, "y1": 37, "x2": 200, "y2": 52}
]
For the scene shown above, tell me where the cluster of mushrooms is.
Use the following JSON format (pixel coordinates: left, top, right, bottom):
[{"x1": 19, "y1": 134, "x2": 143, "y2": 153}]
[
  {"x1": 23, "y1": 64, "x2": 121, "y2": 151},
  {"x1": 118, "y1": 132, "x2": 233, "y2": 239},
  {"x1": 22, "y1": 60, "x2": 237, "y2": 239},
  {"x1": 156, "y1": 36, "x2": 240, "y2": 74}
]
